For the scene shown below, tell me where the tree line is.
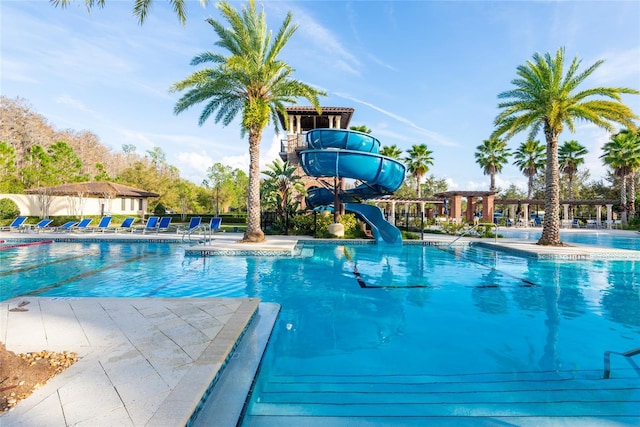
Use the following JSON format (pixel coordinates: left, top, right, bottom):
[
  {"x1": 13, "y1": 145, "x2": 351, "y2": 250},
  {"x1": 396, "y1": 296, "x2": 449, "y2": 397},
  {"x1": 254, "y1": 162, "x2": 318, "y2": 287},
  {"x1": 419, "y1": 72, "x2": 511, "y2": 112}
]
[{"x1": 0, "y1": 96, "x2": 248, "y2": 215}]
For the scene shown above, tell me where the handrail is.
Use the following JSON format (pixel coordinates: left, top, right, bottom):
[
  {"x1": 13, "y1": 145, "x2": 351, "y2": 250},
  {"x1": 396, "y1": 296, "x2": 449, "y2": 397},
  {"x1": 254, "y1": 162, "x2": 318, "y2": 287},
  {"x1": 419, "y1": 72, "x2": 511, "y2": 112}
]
[
  {"x1": 447, "y1": 222, "x2": 498, "y2": 247},
  {"x1": 603, "y1": 347, "x2": 640, "y2": 379}
]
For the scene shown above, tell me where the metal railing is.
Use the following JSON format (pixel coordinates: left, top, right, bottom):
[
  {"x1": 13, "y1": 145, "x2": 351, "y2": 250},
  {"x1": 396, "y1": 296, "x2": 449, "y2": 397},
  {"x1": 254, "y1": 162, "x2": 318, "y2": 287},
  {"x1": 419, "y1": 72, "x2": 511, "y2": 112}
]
[
  {"x1": 603, "y1": 347, "x2": 640, "y2": 379},
  {"x1": 448, "y1": 222, "x2": 498, "y2": 247}
]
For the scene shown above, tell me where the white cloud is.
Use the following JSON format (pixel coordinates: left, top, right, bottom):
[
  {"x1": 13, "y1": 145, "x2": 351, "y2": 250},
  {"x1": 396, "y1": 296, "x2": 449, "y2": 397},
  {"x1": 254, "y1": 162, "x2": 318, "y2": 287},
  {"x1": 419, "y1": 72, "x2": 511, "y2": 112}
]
[
  {"x1": 592, "y1": 47, "x2": 640, "y2": 85},
  {"x1": 177, "y1": 151, "x2": 213, "y2": 183},
  {"x1": 334, "y1": 92, "x2": 458, "y2": 147}
]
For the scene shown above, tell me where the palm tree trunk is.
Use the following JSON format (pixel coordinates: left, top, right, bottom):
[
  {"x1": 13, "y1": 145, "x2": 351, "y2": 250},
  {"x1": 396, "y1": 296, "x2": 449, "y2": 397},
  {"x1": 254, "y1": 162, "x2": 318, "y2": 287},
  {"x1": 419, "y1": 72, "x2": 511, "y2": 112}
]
[
  {"x1": 538, "y1": 130, "x2": 562, "y2": 245},
  {"x1": 568, "y1": 173, "x2": 574, "y2": 221},
  {"x1": 629, "y1": 171, "x2": 636, "y2": 219},
  {"x1": 527, "y1": 173, "x2": 534, "y2": 199},
  {"x1": 242, "y1": 131, "x2": 266, "y2": 243},
  {"x1": 490, "y1": 173, "x2": 496, "y2": 191},
  {"x1": 621, "y1": 174, "x2": 628, "y2": 225}
]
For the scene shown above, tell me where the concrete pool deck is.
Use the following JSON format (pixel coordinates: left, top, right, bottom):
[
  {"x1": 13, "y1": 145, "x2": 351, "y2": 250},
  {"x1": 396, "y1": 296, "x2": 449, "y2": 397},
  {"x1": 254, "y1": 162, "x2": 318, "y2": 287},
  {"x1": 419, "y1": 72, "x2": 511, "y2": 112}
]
[
  {"x1": 1, "y1": 228, "x2": 639, "y2": 426},
  {"x1": 1, "y1": 297, "x2": 278, "y2": 427}
]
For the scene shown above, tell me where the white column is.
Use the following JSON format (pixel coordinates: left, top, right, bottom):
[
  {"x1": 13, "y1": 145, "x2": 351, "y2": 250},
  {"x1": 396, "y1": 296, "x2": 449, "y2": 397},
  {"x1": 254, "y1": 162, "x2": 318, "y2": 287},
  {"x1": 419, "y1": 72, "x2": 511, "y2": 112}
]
[
  {"x1": 563, "y1": 204, "x2": 569, "y2": 220},
  {"x1": 288, "y1": 115, "x2": 294, "y2": 134},
  {"x1": 336, "y1": 115, "x2": 341, "y2": 128},
  {"x1": 390, "y1": 202, "x2": 396, "y2": 225},
  {"x1": 295, "y1": 115, "x2": 301, "y2": 134},
  {"x1": 523, "y1": 203, "x2": 529, "y2": 227},
  {"x1": 596, "y1": 205, "x2": 602, "y2": 225},
  {"x1": 606, "y1": 204, "x2": 613, "y2": 221}
]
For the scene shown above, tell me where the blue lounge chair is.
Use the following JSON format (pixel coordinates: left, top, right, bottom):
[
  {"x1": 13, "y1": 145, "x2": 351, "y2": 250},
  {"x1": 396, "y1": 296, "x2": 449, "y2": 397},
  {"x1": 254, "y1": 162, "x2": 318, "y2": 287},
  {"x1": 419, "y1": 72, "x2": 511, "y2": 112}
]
[
  {"x1": 179, "y1": 217, "x2": 202, "y2": 241},
  {"x1": 140, "y1": 216, "x2": 160, "y2": 234},
  {"x1": 74, "y1": 218, "x2": 93, "y2": 231},
  {"x1": 55, "y1": 221, "x2": 78, "y2": 232},
  {"x1": 31, "y1": 219, "x2": 53, "y2": 232},
  {"x1": 208, "y1": 217, "x2": 222, "y2": 232},
  {"x1": 110, "y1": 217, "x2": 135, "y2": 233},
  {"x1": 89, "y1": 216, "x2": 112, "y2": 232},
  {"x1": 1, "y1": 216, "x2": 28, "y2": 232},
  {"x1": 156, "y1": 216, "x2": 172, "y2": 233}
]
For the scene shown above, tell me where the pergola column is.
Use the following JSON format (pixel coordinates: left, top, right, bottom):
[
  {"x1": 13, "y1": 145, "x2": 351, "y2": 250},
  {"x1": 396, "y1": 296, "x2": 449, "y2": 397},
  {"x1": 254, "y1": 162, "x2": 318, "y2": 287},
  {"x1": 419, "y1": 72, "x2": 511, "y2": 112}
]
[
  {"x1": 563, "y1": 204, "x2": 569, "y2": 220},
  {"x1": 451, "y1": 195, "x2": 463, "y2": 223},
  {"x1": 295, "y1": 115, "x2": 301, "y2": 134},
  {"x1": 466, "y1": 197, "x2": 476, "y2": 223},
  {"x1": 606, "y1": 204, "x2": 613, "y2": 222},
  {"x1": 596, "y1": 205, "x2": 603, "y2": 225},
  {"x1": 521, "y1": 203, "x2": 529, "y2": 227},
  {"x1": 482, "y1": 195, "x2": 494, "y2": 223}
]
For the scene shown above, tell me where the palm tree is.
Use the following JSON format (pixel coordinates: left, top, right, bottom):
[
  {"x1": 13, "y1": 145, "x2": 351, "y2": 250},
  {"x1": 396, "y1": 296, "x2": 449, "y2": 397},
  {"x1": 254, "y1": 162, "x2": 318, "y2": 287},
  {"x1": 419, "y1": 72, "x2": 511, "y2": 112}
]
[
  {"x1": 492, "y1": 47, "x2": 638, "y2": 245},
  {"x1": 513, "y1": 139, "x2": 545, "y2": 199},
  {"x1": 404, "y1": 144, "x2": 434, "y2": 198},
  {"x1": 474, "y1": 138, "x2": 511, "y2": 191},
  {"x1": 601, "y1": 129, "x2": 640, "y2": 223},
  {"x1": 52, "y1": 0, "x2": 207, "y2": 25},
  {"x1": 262, "y1": 158, "x2": 305, "y2": 229},
  {"x1": 558, "y1": 140, "x2": 587, "y2": 219},
  {"x1": 349, "y1": 125, "x2": 372, "y2": 134},
  {"x1": 380, "y1": 144, "x2": 403, "y2": 159},
  {"x1": 171, "y1": 1, "x2": 325, "y2": 243}
]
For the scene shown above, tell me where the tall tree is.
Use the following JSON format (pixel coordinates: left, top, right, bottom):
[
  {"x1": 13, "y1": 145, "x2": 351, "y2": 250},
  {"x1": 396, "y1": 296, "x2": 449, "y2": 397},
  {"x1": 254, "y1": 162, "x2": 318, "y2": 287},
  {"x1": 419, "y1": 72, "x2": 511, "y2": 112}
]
[
  {"x1": 51, "y1": 0, "x2": 208, "y2": 25},
  {"x1": 380, "y1": 144, "x2": 403, "y2": 159},
  {"x1": 474, "y1": 138, "x2": 511, "y2": 191},
  {"x1": 558, "y1": 140, "x2": 587, "y2": 219},
  {"x1": 601, "y1": 129, "x2": 640, "y2": 223},
  {"x1": 48, "y1": 141, "x2": 86, "y2": 183},
  {"x1": 172, "y1": 1, "x2": 325, "y2": 242},
  {"x1": 492, "y1": 47, "x2": 638, "y2": 245},
  {"x1": 513, "y1": 139, "x2": 545, "y2": 199},
  {"x1": 404, "y1": 144, "x2": 434, "y2": 198}
]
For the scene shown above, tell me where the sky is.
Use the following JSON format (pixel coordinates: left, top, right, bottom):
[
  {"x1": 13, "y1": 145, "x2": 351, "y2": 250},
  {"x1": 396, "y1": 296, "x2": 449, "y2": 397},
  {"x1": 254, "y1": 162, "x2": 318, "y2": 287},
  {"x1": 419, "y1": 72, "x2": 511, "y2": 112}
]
[{"x1": 2, "y1": 0, "x2": 639, "y2": 192}]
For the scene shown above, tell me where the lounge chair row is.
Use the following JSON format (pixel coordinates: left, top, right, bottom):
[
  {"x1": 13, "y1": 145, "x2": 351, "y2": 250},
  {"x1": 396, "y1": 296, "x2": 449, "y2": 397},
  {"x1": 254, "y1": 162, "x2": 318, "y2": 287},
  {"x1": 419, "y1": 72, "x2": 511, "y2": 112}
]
[{"x1": 0, "y1": 216, "x2": 175, "y2": 233}]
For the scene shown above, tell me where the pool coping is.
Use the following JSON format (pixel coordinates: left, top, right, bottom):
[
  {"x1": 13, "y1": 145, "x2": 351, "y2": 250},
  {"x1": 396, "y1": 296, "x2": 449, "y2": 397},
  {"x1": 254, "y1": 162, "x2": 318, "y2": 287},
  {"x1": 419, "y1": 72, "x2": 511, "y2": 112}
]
[{"x1": 0, "y1": 297, "x2": 269, "y2": 426}]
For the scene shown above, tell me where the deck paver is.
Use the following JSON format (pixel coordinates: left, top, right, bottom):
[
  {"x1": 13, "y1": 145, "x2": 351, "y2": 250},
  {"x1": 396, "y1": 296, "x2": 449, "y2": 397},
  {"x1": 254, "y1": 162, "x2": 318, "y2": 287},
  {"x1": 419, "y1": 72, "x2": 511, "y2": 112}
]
[{"x1": 1, "y1": 297, "x2": 260, "y2": 427}]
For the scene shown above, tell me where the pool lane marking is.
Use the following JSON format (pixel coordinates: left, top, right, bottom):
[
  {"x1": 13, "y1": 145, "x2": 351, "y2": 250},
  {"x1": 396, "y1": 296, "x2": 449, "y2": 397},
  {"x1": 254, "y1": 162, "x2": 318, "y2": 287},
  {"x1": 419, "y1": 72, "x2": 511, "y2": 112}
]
[
  {"x1": 0, "y1": 251, "x2": 101, "y2": 277},
  {"x1": 342, "y1": 247, "x2": 368, "y2": 288},
  {"x1": 0, "y1": 240, "x2": 53, "y2": 251},
  {"x1": 436, "y1": 246, "x2": 540, "y2": 288},
  {"x1": 24, "y1": 253, "x2": 154, "y2": 296},
  {"x1": 342, "y1": 247, "x2": 430, "y2": 289}
]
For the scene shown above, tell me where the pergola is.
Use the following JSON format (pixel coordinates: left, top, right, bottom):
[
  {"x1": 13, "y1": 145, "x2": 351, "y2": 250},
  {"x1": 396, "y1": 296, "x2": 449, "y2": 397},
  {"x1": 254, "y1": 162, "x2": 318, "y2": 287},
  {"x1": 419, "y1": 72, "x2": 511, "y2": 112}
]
[
  {"x1": 495, "y1": 198, "x2": 618, "y2": 225},
  {"x1": 367, "y1": 193, "x2": 618, "y2": 227}
]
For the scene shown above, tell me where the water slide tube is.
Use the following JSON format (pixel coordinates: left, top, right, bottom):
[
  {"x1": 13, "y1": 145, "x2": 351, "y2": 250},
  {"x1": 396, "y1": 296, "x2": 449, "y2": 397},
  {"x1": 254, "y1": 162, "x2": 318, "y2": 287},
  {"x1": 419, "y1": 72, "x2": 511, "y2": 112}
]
[{"x1": 300, "y1": 128, "x2": 406, "y2": 244}]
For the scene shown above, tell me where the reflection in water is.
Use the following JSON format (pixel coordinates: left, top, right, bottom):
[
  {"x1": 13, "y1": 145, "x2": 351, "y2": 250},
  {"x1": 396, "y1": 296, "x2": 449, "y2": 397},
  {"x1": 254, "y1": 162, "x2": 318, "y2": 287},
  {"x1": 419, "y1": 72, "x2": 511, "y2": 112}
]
[{"x1": 602, "y1": 261, "x2": 640, "y2": 328}]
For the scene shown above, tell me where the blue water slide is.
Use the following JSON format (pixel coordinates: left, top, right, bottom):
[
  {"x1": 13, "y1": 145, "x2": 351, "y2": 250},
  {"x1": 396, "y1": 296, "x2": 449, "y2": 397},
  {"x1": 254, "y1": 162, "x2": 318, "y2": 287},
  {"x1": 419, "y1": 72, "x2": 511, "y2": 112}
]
[
  {"x1": 299, "y1": 129, "x2": 406, "y2": 244},
  {"x1": 344, "y1": 203, "x2": 402, "y2": 244},
  {"x1": 306, "y1": 128, "x2": 380, "y2": 153}
]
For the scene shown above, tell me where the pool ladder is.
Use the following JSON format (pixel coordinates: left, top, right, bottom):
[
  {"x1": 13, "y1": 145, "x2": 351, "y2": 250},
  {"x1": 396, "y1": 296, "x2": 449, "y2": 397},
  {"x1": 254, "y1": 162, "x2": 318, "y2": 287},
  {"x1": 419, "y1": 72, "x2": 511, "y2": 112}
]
[
  {"x1": 447, "y1": 222, "x2": 498, "y2": 247},
  {"x1": 603, "y1": 347, "x2": 640, "y2": 379}
]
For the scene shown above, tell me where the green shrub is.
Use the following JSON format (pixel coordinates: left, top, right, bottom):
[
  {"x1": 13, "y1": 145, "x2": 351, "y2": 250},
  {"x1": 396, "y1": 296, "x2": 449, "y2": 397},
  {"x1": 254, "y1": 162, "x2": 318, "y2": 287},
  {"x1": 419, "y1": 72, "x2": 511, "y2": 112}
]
[
  {"x1": 154, "y1": 203, "x2": 167, "y2": 215},
  {"x1": 290, "y1": 213, "x2": 316, "y2": 235},
  {"x1": 0, "y1": 198, "x2": 20, "y2": 220}
]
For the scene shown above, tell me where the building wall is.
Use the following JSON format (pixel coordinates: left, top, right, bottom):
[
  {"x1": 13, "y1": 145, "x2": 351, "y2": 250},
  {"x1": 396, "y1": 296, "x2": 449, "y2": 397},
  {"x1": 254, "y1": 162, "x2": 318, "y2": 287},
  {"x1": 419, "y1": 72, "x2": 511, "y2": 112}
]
[{"x1": 0, "y1": 194, "x2": 148, "y2": 217}]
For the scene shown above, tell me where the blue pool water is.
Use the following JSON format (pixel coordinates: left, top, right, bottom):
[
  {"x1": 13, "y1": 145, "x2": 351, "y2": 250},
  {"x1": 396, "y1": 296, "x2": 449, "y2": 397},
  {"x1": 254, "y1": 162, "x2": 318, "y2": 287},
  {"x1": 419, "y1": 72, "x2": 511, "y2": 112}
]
[
  {"x1": 2, "y1": 240, "x2": 640, "y2": 424},
  {"x1": 500, "y1": 228, "x2": 640, "y2": 251}
]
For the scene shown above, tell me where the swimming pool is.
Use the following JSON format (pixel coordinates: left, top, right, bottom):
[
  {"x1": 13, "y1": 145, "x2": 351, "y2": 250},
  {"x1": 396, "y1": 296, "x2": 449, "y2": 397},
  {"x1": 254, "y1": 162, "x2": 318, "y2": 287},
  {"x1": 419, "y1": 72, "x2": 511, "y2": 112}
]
[
  {"x1": 500, "y1": 228, "x2": 640, "y2": 251},
  {"x1": 2, "y1": 240, "x2": 639, "y2": 424}
]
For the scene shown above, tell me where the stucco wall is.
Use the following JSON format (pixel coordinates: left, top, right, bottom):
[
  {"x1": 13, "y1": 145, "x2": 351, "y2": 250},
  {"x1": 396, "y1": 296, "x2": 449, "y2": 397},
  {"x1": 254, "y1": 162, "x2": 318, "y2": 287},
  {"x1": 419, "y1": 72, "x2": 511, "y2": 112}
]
[{"x1": 0, "y1": 194, "x2": 148, "y2": 217}]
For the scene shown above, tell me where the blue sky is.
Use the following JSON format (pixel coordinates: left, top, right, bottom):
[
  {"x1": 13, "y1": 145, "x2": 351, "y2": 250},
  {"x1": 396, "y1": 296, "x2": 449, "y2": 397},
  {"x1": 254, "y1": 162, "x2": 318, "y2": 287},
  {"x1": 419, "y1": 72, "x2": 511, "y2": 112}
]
[{"x1": 2, "y1": 1, "x2": 639, "y2": 191}]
